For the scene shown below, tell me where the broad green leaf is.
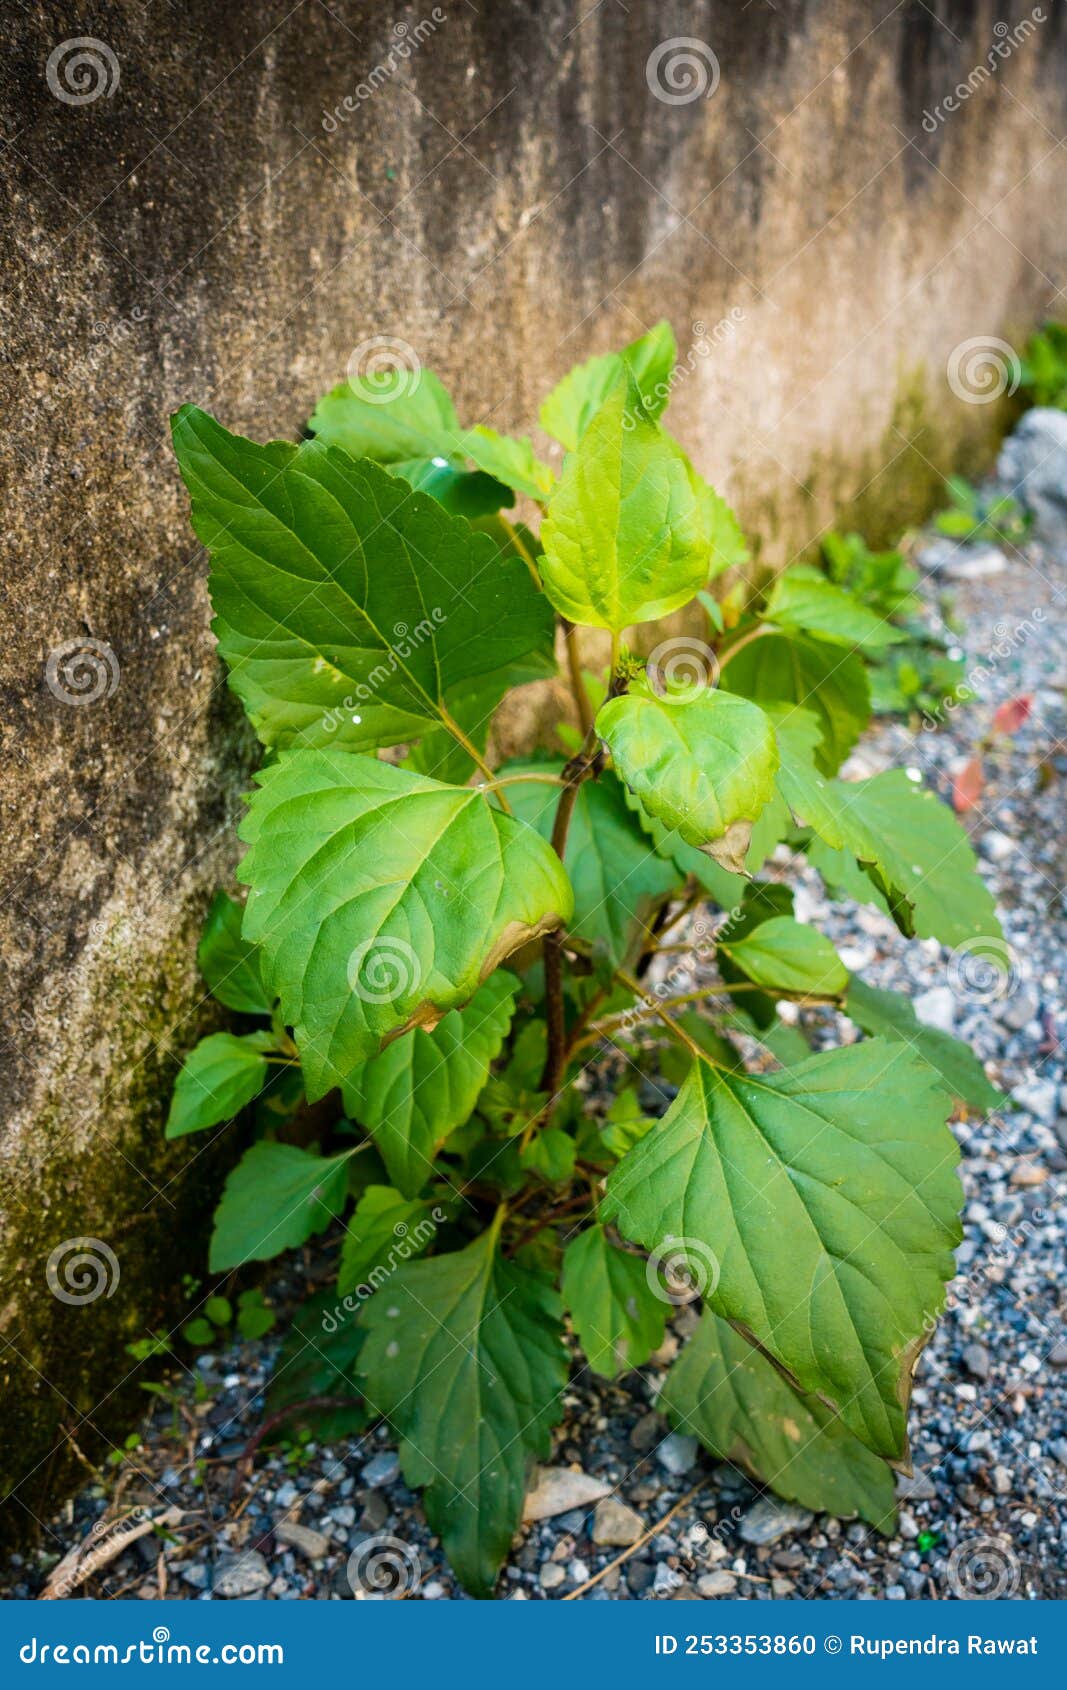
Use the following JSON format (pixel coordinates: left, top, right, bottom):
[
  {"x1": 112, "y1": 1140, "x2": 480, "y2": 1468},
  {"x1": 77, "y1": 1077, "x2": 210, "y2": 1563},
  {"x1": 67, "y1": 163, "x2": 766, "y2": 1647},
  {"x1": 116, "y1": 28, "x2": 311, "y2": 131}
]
[
  {"x1": 265, "y1": 1288, "x2": 367, "y2": 1442},
  {"x1": 520, "y1": 1126, "x2": 577, "y2": 1184},
  {"x1": 505, "y1": 763, "x2": 675, "y2": 968},
  {"x1": 209, "y1": 1142, "x2": 351, "y2": 1271},
  {"x1": 718, "y1": 914, "x2": 848, "y2": 998},
  {"x1": 604, "y1": 1041, "x2": 962, "y2": 1460},
  {"x1": 338, "y1": 1185, "x2": 443, "y2": 1297},
  {"x1": 722, "y1": 631, "x2": 870, "y2": 773},
  {"x1": 171, "y1": 406, "x2": 553, "y2": 753},
  {"x1": 198, "y1": 892, "x2": 271, "y2": 1015},
  {"x1": 562, "y1": 1223, "x2": 667, "y2": 1378},
  {"x1": 239, "y1": 752, "x2": 572, "y2": 1098},
  {"x1": 462, "y1": 427, "x2": 555, "y2": 501},
  {"x1": 629, "y1": 793, "x2": 747, "y2": 907},
  {"x1": 598, "y1": 1088, "x2": 656, "y2": 1158},
  {"x1": 539, "y1": 320, "x2": 676, "y2": 450},
  {"x1": 776, "y1": 735, "x2": 1002, "y2": 947},
  {"x1": 846, "y1": 977, "x2": 1004, "y2": 1112},
  {"x1": 343, "y1": 973, "x2": 519, "y2": 1196},
  {"x1": 716, "y1": 882, "x2": 797, "y2": 1028},
  {"x1": 307, "y1": 368, "x2": 462, "y2": 464},
  {"x1": 597, "y1": 680, "x2": 777, "y2": 872},
  {"x1": 358, "y1": 1227, "x2": 568, "y2": 1597},
  {"x1": 389, "y1": 457, "x2": 513, "y2": 519},
  {"x1": 165, "y1": 1031, "x2": 275, "y2": 1139},
  {"x1": 538, "y1": 379, "x2": 709, "y2": 632},
  {"x1": 661, "y1": 1311, "x2": 897, "y2": 1532},
  {"x1": 763, "y1": 565, "x2": 906, "y2": 651}
]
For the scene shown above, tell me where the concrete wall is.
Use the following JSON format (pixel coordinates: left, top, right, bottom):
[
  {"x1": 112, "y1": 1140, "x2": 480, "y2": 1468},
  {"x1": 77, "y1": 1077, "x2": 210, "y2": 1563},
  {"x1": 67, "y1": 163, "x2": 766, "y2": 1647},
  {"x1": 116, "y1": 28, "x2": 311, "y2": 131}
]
[{"x1": 2, "y1": 0, "x2": 1066, "y2": 1529}]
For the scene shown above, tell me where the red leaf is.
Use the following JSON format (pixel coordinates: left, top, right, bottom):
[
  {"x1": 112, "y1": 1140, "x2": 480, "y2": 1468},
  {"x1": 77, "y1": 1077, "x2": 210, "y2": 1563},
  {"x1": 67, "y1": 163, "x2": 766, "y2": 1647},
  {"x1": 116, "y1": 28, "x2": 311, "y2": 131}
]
[
  {"x1": 952, "y1": 757, "x2": 984, "y2": 814},
  {"x1": 992, "y1": 695, "x2": 1032, "y2": 737}
]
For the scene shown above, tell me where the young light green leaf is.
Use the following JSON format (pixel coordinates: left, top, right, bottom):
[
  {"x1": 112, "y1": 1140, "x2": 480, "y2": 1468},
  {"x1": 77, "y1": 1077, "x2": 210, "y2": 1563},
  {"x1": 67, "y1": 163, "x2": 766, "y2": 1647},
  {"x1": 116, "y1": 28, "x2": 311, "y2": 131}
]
[
  {"x1": 538, "y1": 379, "x2": 709, "y2": 632},
  {"x1": 165, "y1": 1031, "x2": 276, "y2": 1140},
  {"x1": 718, "y1": 914, "x2": 848, "y2": 999},
  {"x1": 462, "y1": 427, "x2": 555, "y2": 502},
  {"x1": 596, "y1": 680, "x2": 778, "y2": 872},
  {"x1": 198, "y1": 891, "x2": 271, "y2": 1016},
  {"x1": 539, "y1": 320, "x2": 677, "y2": 450},
  {"x1": 358, "y1": 1227, "x2": 568, "y2": 1597},
  {"x1": 504, "y1": 764, "x2": 675, "y2": 968},
  {"x1": 763, "y1": 565, "x2": 907, "y2": 650},
  {"x1": 776, "y1": 734, "x2": 1003, "y2": 947},
  {"x1": 239, "y1": 752, "x2": 573, "y2": 1098},
  {"x1": 661, "y1": 1311, "x2": 897, "y2": 1532},
  {"x1": 562, "y1": 1223, "x2": 667, "y2": 1378},
  {"x1": 698, "y1": 478, "x2": 749, "y2": 578},
  {"x1": 846, "y1": 976, "x2": 1004, "y2": 1112},
  {"x1": 171, "y1": 406, "x2": 553, "y2": 754},
  {"x1": 338, "y1": 1185, "x2": 443, "y2": 1298},
  {"x1": 343, "y1": 973, "x2": 519, "y2": 1196},
  {"x1": 307, "y1": 368, "x2": 462, "y2": 464},
  {"x1": 209, "y1": 1142, "x2": 351, "y2": 1271},
  {"x1": 722, "y1": 631, "x2": 870, "y2": 773},
  {"x1": 604, "y1": 1040, "x2": 962, "y2": 1461}
]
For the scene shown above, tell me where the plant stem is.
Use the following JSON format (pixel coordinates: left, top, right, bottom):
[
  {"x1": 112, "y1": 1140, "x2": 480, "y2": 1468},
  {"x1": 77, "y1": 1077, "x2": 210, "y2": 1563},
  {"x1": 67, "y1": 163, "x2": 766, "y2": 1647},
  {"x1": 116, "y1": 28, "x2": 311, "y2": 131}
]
[
  {"x1": 561, "y1": 617, "x2": 594, "y2": 738},
  {"x1": 498, "y1": 516, "x2": 541, "y2": 586},
  {"x1": 482, "y1": 771, "x2": 566, "y2": 792},
  {"x1": 437, "y1": 703, "x2": 511, "y2": 812},
  {"x1": 717, "y1": 623, "x2": 773, "y2": 670},
  {"x1": 613, "y1": 967, "x2": 717, "y2": 1065}
]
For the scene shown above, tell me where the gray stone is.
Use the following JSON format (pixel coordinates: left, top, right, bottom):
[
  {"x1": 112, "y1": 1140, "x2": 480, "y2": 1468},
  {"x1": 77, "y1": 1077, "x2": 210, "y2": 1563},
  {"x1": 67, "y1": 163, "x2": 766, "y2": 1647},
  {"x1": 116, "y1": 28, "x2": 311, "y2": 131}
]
[
  {"x1": 626, "y1": 1560, "x2": 655, "y2": 1595},
  {"x1": 738, "y1": 1499, "x2": 814, "y2": 1546},
  {"x1": 696, "y1": 1570, "x2": 737, "y2": 1597},
  {"x1": 896, "y1": 1470, "x2": 937, "y2": 1502},
  {"x1": 962, "y1": 1342, "x2": 991, "y2": 1381},
  {"x1": 656, "y1": 1433, "x2": 699, "y2": 1476},
  {"x1": 213, "y1": 1551, "x2": 272, "y2": 1598},
  {"x1": 999, "y1": 990, "x2": 1040, "y2": 1032},
  {"x1": 539, "y1": 1562, "x2": 566, "y2": 1590},
  {"x1": 630, "y1": 1411, "x2": 663, "y2": 1453},
  {"x1": 591, "y1": 1497, "x2": 644, "y2": 1547},
  {"x1": 998, "y1": 408, "x2": 1067, "y2": 547},
  {"x1": 914, "y1": 987, "x2": 956, "y2": 1035},
  {"x1": 273, "y1": 1520, "x2": 331, "y2": 1559},
  {"x1": 361, "y1": 1451, "x2": 400, "y2": 1489},
  {"x1": 522, "y1": 1467, "x2": 612, "y2": 1523}
]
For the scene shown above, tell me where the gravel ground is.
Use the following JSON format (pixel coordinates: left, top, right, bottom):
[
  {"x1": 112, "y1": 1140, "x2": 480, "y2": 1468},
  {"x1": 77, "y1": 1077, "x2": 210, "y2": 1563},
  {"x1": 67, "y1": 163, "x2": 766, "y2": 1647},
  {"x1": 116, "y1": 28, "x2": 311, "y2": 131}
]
[{"x1": 6, "y1": 435, "x2": 1067, "y2": 1604}]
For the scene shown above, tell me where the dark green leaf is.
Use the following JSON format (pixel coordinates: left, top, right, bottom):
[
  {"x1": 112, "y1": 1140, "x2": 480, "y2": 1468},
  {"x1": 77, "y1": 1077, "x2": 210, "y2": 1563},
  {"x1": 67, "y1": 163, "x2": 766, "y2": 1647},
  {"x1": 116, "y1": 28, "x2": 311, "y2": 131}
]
[
  {"x1": 165, "y1": 1031, "x2": 275, "y2": 1139},
  {"x1": 562, "y1": 1223, "x2": 667, "y2": 1378},
  {"x1": 209, "y1": 1142, "x2": 351, "y2": 1271},
  {"x1": 846, "y1": 976, "x2": 1004, "y2": 1112},
  {"x1": 198, "y1": 892, "x2": 271, "y2": 1015}
]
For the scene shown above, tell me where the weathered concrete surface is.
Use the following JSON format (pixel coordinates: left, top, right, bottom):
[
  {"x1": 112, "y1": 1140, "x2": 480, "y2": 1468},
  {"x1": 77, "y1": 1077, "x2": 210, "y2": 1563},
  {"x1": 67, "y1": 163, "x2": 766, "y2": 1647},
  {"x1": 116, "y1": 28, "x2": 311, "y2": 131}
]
[{"x1": 1, "y1": 0, "x2": 1066, "y2": 1530}]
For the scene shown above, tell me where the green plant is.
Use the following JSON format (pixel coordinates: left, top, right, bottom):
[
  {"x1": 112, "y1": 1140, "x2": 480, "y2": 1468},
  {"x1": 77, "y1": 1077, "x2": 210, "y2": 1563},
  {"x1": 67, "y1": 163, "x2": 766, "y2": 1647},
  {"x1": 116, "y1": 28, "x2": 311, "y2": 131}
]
[
  {"x1": 817, "y1": 529, "x2": 965, "y2": 717},
  {"x1": 166, "y1": 321, "x2": 1005, "y2": 1597},
  {"x1": 1020, "y1": 319, "x2": 1067, "y2": 409},
  {"x1": 933, "y1": 474, "x2": 1030, "y2": 547}
]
